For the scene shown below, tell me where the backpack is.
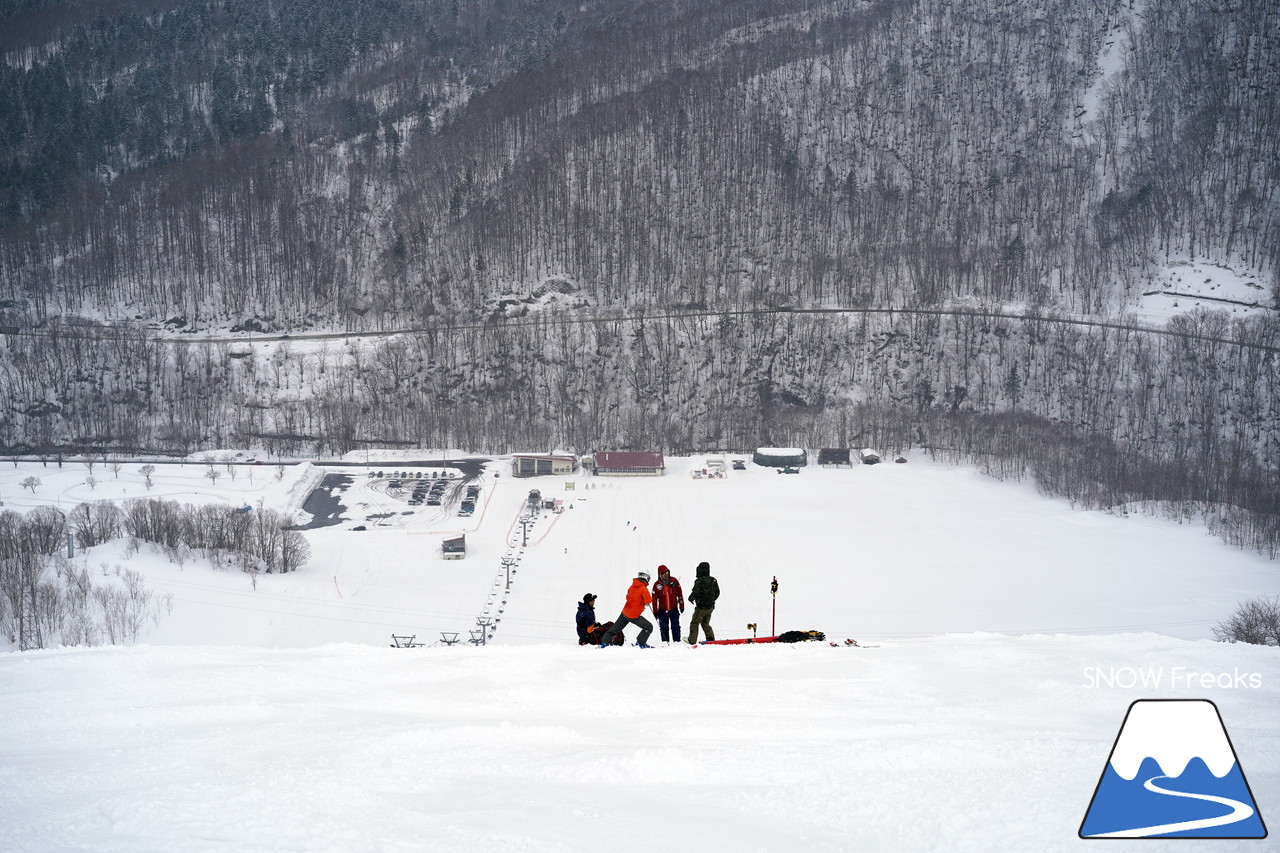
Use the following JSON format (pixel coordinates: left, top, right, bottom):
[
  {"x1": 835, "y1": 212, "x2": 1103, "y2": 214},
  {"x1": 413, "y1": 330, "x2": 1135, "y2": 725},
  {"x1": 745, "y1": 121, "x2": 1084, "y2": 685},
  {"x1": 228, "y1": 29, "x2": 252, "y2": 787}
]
[
  {"x1": 594, "y1": 621, "x2": 626, "y2": 646},
  {"x1": 775, "y1": 630, "x2": 825, "y2": 643}
]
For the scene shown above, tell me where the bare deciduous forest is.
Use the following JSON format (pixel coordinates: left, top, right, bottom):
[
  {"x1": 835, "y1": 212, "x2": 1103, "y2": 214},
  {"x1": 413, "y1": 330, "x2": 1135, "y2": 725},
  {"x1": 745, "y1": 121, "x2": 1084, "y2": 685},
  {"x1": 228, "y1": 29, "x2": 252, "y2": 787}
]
[{"x1": 1, "y1": 0, "x2": 1278, "y2": 553}]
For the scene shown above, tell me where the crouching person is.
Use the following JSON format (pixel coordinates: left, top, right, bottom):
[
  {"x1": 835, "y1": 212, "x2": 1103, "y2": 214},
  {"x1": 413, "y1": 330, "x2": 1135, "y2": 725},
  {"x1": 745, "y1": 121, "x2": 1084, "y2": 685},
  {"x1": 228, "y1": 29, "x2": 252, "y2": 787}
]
[
  {"x1": 577, "y1": 593, "x2": 600, "y2": 645},
  {"x1": 600, "y1": 572, "x2": 654, "y2": 648}
]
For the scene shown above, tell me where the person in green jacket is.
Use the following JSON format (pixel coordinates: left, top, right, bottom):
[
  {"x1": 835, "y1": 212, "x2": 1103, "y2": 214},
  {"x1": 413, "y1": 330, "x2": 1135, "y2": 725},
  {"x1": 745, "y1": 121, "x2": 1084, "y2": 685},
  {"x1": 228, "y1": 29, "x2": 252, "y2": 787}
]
[{"x1": 686, "y1": 561, "x2": 719, "y2": 643}]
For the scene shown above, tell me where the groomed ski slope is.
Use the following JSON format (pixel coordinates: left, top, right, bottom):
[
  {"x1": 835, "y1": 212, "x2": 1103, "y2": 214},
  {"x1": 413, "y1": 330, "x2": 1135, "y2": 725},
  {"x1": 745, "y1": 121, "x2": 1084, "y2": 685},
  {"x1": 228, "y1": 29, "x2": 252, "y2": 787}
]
[
  {"x1": 1, "y1": 636, "x2": 1276, "y2": 852},
  {"x1": 495, "y1": 456, "x2": 1279, "y2": 644}
]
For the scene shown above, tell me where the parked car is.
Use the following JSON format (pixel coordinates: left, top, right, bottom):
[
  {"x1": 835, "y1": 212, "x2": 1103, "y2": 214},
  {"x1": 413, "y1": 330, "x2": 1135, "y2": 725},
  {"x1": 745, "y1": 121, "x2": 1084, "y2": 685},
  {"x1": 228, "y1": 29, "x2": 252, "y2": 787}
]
[
  {"x1": 732, "y1": 460, "x2": 746, "y2": 470},
  {"x1": 778, "y1": 466, "x2": 800, "y2": 474}
]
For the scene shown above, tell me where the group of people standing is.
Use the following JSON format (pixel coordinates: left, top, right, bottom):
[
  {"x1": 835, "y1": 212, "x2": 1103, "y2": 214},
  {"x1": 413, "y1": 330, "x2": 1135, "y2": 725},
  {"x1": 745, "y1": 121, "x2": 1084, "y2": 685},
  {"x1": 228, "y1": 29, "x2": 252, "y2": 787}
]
[{"x1": 576, "y1": 562, "x2": 720, "y2": 647}]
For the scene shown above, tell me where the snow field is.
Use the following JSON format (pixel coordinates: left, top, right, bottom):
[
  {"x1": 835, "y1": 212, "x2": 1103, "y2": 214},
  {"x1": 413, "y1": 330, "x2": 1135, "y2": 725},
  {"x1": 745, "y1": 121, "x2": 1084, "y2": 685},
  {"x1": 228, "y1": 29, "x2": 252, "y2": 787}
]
[
  {"x1": 2, "y1": 452, "x2": 1279, "y2": 851},
  {"x1": 498, "y1": 458, "x2": 1278, "y2": 644},
  {"x1": 4, "y1": 454, "x2": 1277, "y2": 648},
  {"x1": 0, "y1": 636, "x2": 1276, "y2": 852}
]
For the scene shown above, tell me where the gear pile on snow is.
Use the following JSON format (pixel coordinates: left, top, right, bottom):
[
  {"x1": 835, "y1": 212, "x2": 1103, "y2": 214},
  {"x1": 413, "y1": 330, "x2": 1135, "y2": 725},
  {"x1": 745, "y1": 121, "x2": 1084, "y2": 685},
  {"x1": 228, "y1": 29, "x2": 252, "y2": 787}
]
[{"x1": 774, "y1": 630, "x2": 826, "y2": 643}]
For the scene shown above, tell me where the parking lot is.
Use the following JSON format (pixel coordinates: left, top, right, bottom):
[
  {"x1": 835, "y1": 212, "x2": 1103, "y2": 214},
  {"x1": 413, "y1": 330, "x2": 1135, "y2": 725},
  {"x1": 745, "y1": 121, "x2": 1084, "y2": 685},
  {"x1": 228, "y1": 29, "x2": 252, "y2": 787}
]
[{"x1": 368, "y1": 468, "x2": 482, "y2": 518}]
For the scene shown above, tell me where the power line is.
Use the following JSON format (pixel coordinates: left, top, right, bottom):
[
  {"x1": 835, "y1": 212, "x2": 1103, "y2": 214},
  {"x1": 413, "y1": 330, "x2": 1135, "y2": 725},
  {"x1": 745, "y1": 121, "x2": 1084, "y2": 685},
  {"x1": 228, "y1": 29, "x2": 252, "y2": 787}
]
[{"x1": 7, "y1": 304, "x2": 1277, "y2": 354}]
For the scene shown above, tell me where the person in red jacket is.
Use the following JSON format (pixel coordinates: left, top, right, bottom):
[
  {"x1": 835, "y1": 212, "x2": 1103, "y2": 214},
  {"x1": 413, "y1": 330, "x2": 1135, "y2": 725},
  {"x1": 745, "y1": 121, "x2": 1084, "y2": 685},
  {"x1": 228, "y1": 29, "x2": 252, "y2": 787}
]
[
  {"x1": 599, "y1": 571, "x2": 654, "y2": 648},
  {"x1": 649, "y1": 565, "x2": 685, "y2": 643}
]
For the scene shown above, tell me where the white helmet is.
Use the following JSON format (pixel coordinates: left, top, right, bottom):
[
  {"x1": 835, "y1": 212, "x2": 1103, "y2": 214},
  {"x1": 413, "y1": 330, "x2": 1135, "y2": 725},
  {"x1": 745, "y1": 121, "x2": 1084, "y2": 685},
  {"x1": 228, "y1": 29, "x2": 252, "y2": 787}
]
[{"x1": 637, "y1": 571, "x2": 651, "y2": 582}]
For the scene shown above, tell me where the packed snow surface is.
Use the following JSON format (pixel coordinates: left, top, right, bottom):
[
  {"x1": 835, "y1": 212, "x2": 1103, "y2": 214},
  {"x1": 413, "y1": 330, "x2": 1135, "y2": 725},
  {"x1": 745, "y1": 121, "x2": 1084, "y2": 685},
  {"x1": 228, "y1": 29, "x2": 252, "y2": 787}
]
[
  {"x1": 1, "y1": 453, "x2": 1277, "y2": 851},
  {"x1": 1, "y1": 638, "x2": 1276, "y2": 852}
]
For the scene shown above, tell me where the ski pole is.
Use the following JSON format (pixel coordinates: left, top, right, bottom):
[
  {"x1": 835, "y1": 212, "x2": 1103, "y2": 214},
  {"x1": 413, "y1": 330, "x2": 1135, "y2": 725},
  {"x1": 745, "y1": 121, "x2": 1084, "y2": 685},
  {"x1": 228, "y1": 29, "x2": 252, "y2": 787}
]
[{"x1": 770, "y1": 576, "x2": 778, "y2": 636}]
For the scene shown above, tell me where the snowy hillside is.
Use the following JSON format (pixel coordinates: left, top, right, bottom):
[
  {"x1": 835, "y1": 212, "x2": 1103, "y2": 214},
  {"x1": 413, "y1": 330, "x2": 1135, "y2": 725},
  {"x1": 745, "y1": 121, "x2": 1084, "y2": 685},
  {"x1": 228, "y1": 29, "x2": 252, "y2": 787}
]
[{"x1": 1, "y1": 453, "x2": 1278, "y2": 851}]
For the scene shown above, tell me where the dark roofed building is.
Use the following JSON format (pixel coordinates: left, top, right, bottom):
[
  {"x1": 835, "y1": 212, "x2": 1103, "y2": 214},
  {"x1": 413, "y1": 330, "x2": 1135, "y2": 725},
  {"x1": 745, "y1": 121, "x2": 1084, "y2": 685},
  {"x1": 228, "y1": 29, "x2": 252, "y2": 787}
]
[
  {"x1": 817, "y1": 448, "x2": 852, "y2": 467},
  {"x1": 593, "y1": 452, "x2": 665, "y2": 476},
  {"x1": 752, "y1": 447, "x2": 807, "y2": 468}
]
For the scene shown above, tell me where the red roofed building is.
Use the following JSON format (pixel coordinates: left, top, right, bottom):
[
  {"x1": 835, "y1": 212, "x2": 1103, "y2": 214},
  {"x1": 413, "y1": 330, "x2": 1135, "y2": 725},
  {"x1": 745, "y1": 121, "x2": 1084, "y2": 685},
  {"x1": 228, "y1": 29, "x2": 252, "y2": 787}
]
[{"x1": 593, "y1": 451, "x2": 665, "y2": 476}]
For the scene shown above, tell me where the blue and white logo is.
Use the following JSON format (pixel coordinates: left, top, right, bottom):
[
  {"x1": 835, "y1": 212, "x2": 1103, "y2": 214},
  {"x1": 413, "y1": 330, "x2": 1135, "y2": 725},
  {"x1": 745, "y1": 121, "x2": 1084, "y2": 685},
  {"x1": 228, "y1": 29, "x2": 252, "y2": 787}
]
[{"x1": 1080, "y1": 699, "x2": 1267, "y2": 838}]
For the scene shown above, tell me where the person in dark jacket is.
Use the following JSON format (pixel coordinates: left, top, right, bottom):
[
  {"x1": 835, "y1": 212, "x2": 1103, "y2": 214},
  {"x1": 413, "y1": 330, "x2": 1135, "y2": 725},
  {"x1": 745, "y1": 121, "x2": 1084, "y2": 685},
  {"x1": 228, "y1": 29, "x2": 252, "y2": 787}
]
[
  {"x1": 686, "y1": 561, "x2": 719, "y2": 643},
  {"x1": 649, "y1": 565, "x2": 685, "y2": 643},
  {"x1": 576, "y1": 593, "x2": 600, "y2": 645}
]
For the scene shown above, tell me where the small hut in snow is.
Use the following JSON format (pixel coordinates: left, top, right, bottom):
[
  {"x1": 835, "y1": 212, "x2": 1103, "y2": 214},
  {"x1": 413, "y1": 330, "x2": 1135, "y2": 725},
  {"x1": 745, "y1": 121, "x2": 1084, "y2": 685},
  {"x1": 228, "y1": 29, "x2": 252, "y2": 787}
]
[{"x1": 752, "y1": 447, "x2": 807, "y2": 468}]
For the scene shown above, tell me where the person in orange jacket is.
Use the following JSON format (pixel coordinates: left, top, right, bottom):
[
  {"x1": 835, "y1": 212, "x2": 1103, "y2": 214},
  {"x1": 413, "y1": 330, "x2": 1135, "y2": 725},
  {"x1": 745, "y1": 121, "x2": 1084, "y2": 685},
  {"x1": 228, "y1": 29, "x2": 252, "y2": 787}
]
[{"x1": 599, "y1": 571, "x2": 654, "y2": 648}]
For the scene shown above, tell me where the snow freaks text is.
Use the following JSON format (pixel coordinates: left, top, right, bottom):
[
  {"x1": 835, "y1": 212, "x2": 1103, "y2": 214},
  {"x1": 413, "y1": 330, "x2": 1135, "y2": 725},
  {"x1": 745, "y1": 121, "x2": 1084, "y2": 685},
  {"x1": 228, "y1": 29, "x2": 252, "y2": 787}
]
[{"x1": 1083, "y1": 667, "x2": 1264, "y2": 690}]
